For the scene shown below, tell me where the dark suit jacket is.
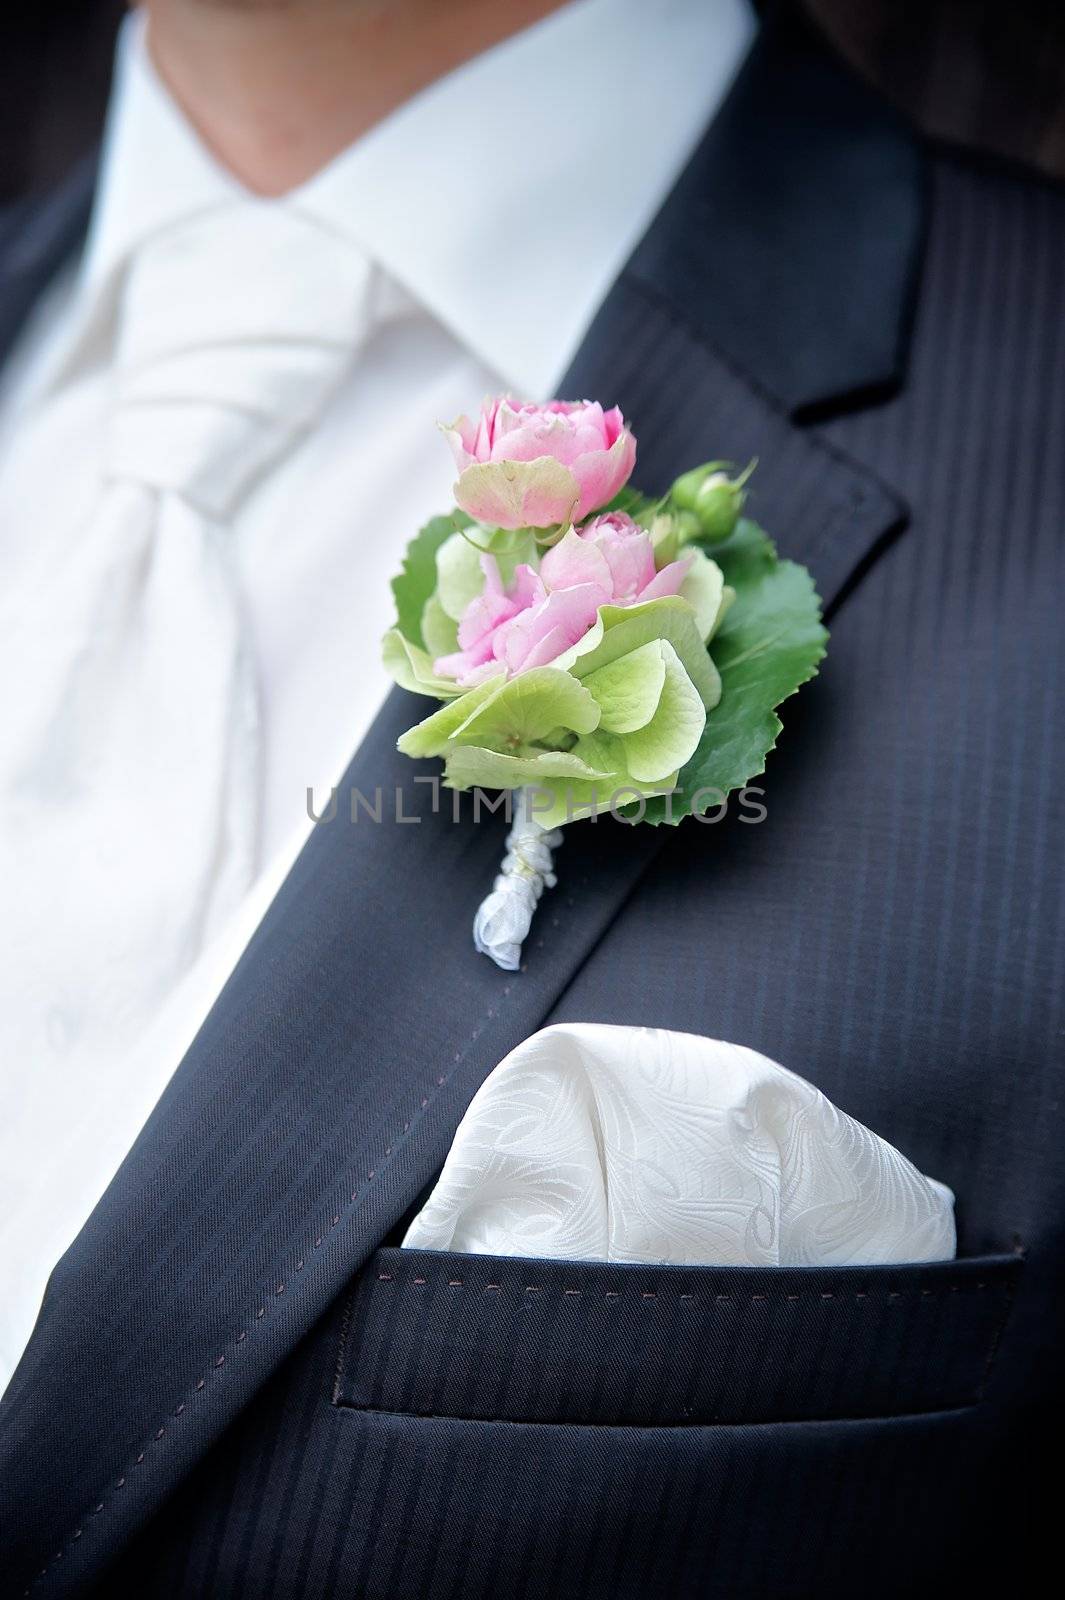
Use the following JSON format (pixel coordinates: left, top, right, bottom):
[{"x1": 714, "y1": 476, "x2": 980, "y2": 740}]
[{"x1": 1, "y1": 10, "x2": 1060, "y2": 1596}]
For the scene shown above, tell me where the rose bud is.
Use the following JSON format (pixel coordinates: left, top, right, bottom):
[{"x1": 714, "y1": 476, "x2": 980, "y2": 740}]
[{"x1": 669, "y1": 459, "x2": 755, "y2": 544}]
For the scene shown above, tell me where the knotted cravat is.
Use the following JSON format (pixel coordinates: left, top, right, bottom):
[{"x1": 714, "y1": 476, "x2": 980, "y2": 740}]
[{"x1": 0, "y1": 202, "x2": 375, "y2": 1069}]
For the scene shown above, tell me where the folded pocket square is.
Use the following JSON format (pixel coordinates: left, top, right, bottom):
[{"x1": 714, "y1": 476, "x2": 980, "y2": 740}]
[{"x1": 402, "y1": 1024, "x2": 955, "y2": 1266}]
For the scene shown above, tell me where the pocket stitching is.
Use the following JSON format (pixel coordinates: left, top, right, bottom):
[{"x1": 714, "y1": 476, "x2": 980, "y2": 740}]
[{"x1": 333, "y1": 1253, "x2": 1022, "y2": 1428}]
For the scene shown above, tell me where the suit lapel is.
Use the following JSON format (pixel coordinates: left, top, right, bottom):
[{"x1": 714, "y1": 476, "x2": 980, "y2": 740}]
[
  {"x1": 0, "y1": 152, "x2": 97, "y2": 367},
  {"x1": 564, "y1": 0, "x2": 923, "y2": 606},
  {"x1": 621, "y1": 2, "x2": 926, "y2": 422},
  {"x1": 563, "y1": 268, "x2": 906, "y2": 622},
  {"x1": 0, "y1": 16, "x2": 925, "y2": 1592}
]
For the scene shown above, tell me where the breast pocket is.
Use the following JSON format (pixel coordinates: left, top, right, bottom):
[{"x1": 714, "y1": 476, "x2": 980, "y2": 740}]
[{"x1": 333, "y1": 1246, "x2": 1020, "y2": 1427}]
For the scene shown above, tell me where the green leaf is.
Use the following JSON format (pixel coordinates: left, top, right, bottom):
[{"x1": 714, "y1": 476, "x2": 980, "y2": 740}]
[
  {"x1": 637, "y1": 519, "x2": 827, "y2": 823},
  {"x1": 390, "y1": 510, "x2": 472, "y2": 650}
]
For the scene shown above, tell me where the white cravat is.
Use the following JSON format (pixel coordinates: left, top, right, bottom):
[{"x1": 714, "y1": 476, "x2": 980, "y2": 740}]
[
  {"x1": 0, "y1": 0, "x2": 756, "y2": 1390},
  {"x1": 0, "y1": 206, "x2": 374, "y2": 1069}
]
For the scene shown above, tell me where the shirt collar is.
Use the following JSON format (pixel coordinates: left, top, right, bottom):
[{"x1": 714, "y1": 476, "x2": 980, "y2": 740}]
[
  {"x1": 86, "y1": 0, "x2": 754, "y2": 397},
  {"x1": 81, "y1": 11, "x2": 241, "y2": 297}
]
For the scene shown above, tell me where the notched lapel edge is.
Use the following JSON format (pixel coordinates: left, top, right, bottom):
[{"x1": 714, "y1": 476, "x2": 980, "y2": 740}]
[{"x1": 625, "y1": 4, "x2": 928, "y2": 422}]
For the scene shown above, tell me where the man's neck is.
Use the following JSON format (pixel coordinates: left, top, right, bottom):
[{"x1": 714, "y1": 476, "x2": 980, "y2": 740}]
[{"x1": 140, "y1": 0, "x2": 568, "y2": 196}]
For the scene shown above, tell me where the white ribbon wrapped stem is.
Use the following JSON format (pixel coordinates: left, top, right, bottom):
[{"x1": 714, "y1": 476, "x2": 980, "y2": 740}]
[{"x1": 472, "y1": 788, "x2": 563, "y2": 971}]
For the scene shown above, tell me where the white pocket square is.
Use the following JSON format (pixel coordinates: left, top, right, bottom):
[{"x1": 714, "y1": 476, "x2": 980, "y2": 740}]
[{"x1": 403, "y1": 1024, "x2": 956, "y2": 1267}]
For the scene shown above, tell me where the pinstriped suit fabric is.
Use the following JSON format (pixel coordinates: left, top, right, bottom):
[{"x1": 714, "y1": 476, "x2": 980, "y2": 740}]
[{"x1": 95, "y1": 147, "x2": 1063, "y2": 1598}]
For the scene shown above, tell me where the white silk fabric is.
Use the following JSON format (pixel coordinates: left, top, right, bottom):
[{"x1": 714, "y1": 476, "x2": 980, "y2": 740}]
[{"x1": 403, "y1": 1025, "x2": 956, "y2": 1266}]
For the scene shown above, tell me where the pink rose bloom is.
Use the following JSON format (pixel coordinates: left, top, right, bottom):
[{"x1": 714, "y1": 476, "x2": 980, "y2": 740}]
[
  {"x1": 435, "y1": 513, "x2": 692, "y2": 687},
  {"x1": 539, "y1": 512, "x2": 692, "y2": 605},
  {"x1": 443, "y1": 397, "x2": 637, "y2": 529}
]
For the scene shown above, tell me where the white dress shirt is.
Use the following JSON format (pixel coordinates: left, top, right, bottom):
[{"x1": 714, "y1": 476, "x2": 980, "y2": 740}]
[{"x1": 0, "y1": 0, "x2": 754, "y2": 1391}]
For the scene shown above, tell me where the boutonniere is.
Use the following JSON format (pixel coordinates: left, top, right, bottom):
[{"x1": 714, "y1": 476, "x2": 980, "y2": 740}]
[{"x1": 382, "y1": 397, "x2": 827, "y2": 970}]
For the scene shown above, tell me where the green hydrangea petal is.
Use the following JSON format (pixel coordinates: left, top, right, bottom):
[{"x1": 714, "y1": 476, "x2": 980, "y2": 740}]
[
  {"x1": 444, "y1": 745, "x2": 612, "y2": 792},
  {"x1": 435, "y1": 531, "x2": 489, "y2": 622},
  {"x1": 572, "y1": 596, "x2": 722, "y2": 710},
  {"x1": 396, "y1": 674, "x2": 504, "y2": 756},
  {"x1": 712, "y1": 585, "x2": 737, "y2": 641},
  {"x1": 435, "y1": 527, "x2": 540, "y2": 623},
  {"x1": 678, "y1": 548, "x2": 725, "y2": 642},
  {"x1": 420, "y1": 593, "x2": 458, "y2": 659},
  {"x1": 397, "y1": 666, "x2": 600, "y2": 761},
  {"x1": 451, "y1": 666, "x2": 600, "y2": 750},
  {"x1": 455, "y1": 458, "x2": 580, "y2": 530},
  {"x1": 619, "y1": 640, "x2": 707, "y2": 783},
  {"x1": 383, "y1": 628, "x2": 465, "y2": 701},
  {"x1": 534, "y1": 729, "x2": 680, "y2": 828},
  {"x1": 581, "y1": 639, "x2": 666, "y2": 733}
]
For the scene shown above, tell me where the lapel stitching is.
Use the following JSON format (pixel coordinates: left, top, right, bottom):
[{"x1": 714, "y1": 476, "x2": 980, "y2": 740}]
[
  {"x1": 28, "y1": 823, "x2": 677, "y2": 1590},
  {"x1": 23, "y1": 976, "x2": 512, "y2": 1588}
]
